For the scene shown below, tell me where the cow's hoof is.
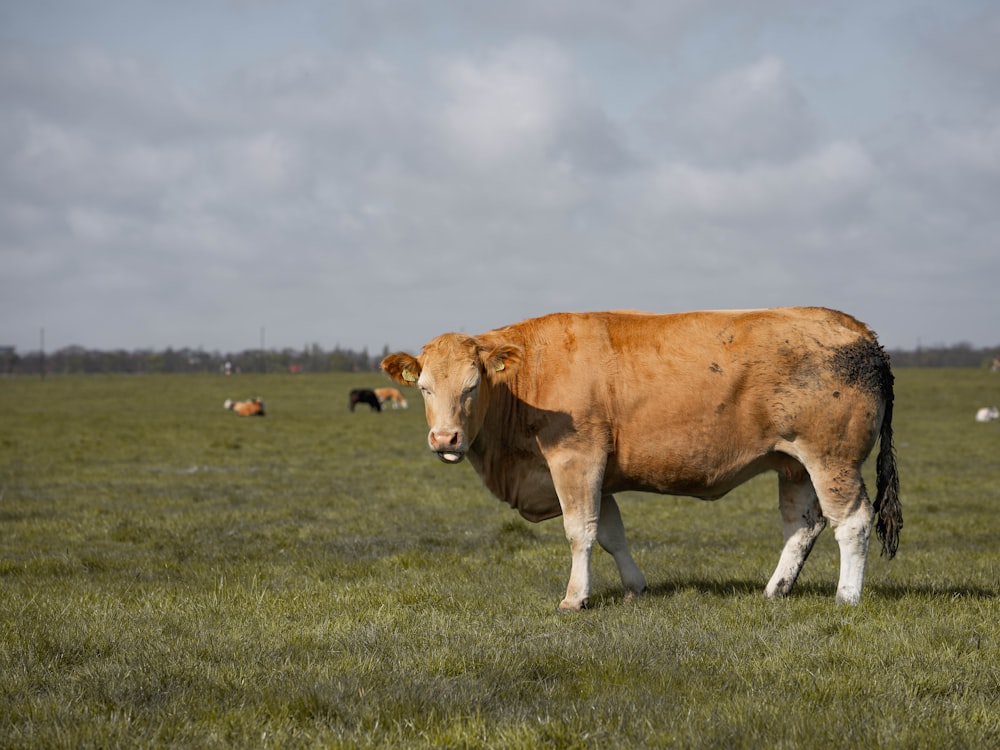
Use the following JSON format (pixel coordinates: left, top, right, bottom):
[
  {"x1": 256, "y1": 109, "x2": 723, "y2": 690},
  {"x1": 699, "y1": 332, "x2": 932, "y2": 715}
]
[
  {"x1": 764, "y1": 579, "x2": 793, "y2": 599},
  {"x1": 558, "y1": 597, "x2": 589, "y2": 612},
  {"x1": 835, "y1": 588, "x2": 862, "y2": 605},
  {"x1": 623, "y1": 586, "x2": 647, "y2": 603}
]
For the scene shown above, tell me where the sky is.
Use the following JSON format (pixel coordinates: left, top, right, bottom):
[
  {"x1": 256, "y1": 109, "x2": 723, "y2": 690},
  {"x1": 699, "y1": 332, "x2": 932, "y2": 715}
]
[{"x1": 2, "y1": 0, "x2": 998, "y2": 355}]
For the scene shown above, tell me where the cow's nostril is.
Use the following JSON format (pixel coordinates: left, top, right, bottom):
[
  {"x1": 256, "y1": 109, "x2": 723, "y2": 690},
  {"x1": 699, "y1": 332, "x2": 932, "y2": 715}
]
[{"x1": 430, "y1": 431, "x2": 462, "y2": 451}]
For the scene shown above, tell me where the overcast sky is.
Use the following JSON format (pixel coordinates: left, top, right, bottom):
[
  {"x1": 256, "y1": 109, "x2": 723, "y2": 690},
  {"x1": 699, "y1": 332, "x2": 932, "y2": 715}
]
[{"x1": 2, "y1": 0, "x2": 998, "y2": 355}]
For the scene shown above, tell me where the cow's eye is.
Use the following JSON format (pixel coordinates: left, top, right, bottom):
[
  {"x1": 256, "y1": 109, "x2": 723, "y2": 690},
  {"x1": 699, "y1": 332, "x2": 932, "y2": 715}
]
[{"x1": 462, "y1": 383, "x2": 478, "y2": 397}]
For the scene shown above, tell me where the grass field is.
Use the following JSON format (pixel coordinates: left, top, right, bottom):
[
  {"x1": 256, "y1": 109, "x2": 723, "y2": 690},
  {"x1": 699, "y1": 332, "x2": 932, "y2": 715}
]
[{"x1": 1, "y1": 368, "x2": 998, "y2": 748}]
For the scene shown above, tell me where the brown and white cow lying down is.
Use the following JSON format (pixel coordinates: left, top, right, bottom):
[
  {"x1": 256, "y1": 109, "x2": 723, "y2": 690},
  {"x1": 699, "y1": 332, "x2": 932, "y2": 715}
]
[
  {"x1": 382, "y1": 308, "x2": 902, "y2": 610},
  {"x1": 223, "y1": 397, "x2": 265, "y2": 417},
  {"x1": 374, "y1": 387, "x2": 409, "y2": 410}
]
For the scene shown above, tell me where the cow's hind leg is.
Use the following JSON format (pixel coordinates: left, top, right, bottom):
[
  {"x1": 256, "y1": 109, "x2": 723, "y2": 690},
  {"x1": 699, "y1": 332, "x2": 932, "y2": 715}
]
[
  {"x1": 596, "y1": 494, "x2": 647, "y2": 601},
  {"x1": 765, "y1": 469, "x2": 826, "y2": 599},
  {"x1": 829, "y1": 475, "x2": 874, "y2": 605},
  {"x1": 802, "y1": 462, "x2": 875, "y2": 604}
]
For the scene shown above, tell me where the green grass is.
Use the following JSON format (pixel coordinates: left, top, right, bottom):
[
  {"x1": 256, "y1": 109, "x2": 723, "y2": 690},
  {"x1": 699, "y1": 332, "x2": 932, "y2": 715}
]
[{"x1": 1, "y1": 369, "x2": 998, "y2": 748}]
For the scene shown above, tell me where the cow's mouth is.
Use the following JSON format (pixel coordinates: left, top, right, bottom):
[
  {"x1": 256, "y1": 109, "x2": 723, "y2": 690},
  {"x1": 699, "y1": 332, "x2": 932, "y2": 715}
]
[{"x1": 436, "y1": 451, "x2": 465, "y2": 464}]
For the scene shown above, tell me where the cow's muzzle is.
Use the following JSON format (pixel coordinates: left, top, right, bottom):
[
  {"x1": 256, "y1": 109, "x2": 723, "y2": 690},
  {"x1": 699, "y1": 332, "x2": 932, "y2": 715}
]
[{"x1": 429, "y1": 430, "x2": 465, "y2": 464}]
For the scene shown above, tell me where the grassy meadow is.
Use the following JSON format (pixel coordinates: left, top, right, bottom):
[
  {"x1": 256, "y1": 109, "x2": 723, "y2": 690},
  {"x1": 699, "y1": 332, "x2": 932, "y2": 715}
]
[{"x1": 1, "y1": 367, "x2": 998, "y2": 748}]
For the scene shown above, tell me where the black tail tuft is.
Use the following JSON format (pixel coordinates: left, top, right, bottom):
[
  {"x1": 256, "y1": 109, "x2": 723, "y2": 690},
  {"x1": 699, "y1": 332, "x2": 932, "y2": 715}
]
[{"x1": 873, "y1": 374, "x2": 902, "y2": 558}]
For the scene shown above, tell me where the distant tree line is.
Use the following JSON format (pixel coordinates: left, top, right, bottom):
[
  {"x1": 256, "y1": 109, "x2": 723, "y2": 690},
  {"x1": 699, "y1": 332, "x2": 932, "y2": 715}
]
[
  {"x1": 886, "y1": 343, "x2": 999, "y2": 369},
  {"x1": 1, "y1": 341, "x2": 997, "y2": 376},
  {"x1": 0, "y1": 343, "x2": 390, "y2": 376}
]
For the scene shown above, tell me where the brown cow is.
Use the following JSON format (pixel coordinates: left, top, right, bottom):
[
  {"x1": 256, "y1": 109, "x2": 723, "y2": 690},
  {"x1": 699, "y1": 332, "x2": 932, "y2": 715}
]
[
  {"x1": 223, "y1": 397, "x2": 265, "y2": 417},
  {"x1": 381, "y1": 308, "x2": 901, "y2": 610},
  {"x1": 374, "y1": 387, "x2": 409, "y2": 410}
]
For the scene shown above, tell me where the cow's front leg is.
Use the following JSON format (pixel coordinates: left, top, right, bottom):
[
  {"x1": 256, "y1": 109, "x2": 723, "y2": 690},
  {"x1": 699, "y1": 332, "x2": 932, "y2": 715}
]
[
  {"x1": 560, "y1": 506, "x2": 599, "y2": 611},
  {"x1": 597, "y1": 494, "x2": 647, "y2": 601},
  {"x1": 550, "y1": 453, "x2": 605, "y2": 611}
]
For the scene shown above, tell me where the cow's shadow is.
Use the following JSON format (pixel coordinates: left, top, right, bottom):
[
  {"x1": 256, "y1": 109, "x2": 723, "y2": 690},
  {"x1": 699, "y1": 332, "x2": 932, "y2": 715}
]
[{"x1": 587, "y1": 579, "x2": 998, "y2": 606}]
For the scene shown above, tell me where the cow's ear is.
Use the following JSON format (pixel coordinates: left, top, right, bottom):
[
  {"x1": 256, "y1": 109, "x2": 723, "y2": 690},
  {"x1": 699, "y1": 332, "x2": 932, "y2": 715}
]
[
  {"x1": 481, "y1": 344, "x2": 522, "y2": 383},
  {"x1": 381, "y1": 353, "x2": 421, "y2": 387}
]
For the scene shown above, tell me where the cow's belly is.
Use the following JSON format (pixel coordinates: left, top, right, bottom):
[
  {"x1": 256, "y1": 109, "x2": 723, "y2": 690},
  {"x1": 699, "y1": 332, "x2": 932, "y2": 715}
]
[
  {"x1": 604, "y1": 447, "x2": 793, "y2": 500},
  {"x1": 470, "y1": 433, "x2": 801, "y2": 519}
]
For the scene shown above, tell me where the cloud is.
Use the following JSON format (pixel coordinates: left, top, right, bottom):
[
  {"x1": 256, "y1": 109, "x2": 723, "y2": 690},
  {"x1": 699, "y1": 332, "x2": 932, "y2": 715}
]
[
  {"x1": 0, "y1": 1, "x2": 998, "y2": 353},
  {"x1": 337, "y1": 0, "x2": 790, "y2": 51},
  {"x1": 644, "y1": 140, "x2": 874, "y2": 226},
  {"x1": 641, "y1": 57, "x2": 819, "y2": 167},
  {"x1": 918, "y1": 3, "x2": 1000, "y2": 104},
  {"x1": 436, "y1": 38, "x2": 630, "y2": 176},
  {"x1": 439, "y1": 41, "x2": 575, "y2": 167}
]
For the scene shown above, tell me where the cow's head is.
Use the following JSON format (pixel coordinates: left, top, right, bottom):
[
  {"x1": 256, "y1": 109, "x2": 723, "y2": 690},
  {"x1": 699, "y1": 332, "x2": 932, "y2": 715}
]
[{"x1": 381, "y1": 333, "x2": 522, "y2": 464}]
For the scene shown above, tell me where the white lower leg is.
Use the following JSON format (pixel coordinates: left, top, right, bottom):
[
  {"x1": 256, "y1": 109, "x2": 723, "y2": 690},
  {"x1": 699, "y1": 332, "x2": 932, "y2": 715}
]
[
  {"x1": 766, "y1": 475, "x2": 825, "y2": 599},
  {"x1": 560, "y1": 514, "x2": 597, "y2": 611},
  {"x1": 833, "y1": 515, "x2": 872, "y2": 605},
  {"x1": 765, "y1": 515, "x2": 826, "y2": 598}
]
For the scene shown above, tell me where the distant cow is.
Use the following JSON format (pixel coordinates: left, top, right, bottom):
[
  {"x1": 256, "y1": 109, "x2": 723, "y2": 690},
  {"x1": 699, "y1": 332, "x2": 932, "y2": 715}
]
[
  {"x1": 349, "y1": 389, "x2": 381, "y2": 412},
  {"x1": 374, "y1": 387, "x2": 409, "y2": 410},
  {"x1": 223, "y1": 397, "x2": 265, "y2": 417},
  {"x1": 975, "y1": 406, "x2": 999, "y2": 422},
  {"x1": 382, "y1": 307, "x2": 902, "y2": 610}
]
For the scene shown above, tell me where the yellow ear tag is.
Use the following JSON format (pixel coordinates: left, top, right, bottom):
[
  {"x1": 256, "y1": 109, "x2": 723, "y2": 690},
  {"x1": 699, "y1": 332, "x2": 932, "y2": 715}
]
[
  {"x1": 402, "y1": 369, "x2": 417, "y2": 383},
  {"x1": 494, "y1": 361, "x2": 505, "y2": 372}
]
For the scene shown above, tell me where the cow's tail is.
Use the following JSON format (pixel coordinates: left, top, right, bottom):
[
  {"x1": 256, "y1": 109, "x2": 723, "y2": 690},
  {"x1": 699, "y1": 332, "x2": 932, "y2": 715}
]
[{"x1": 873, "y1": 363, "x2": 902, "y2": 558}]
